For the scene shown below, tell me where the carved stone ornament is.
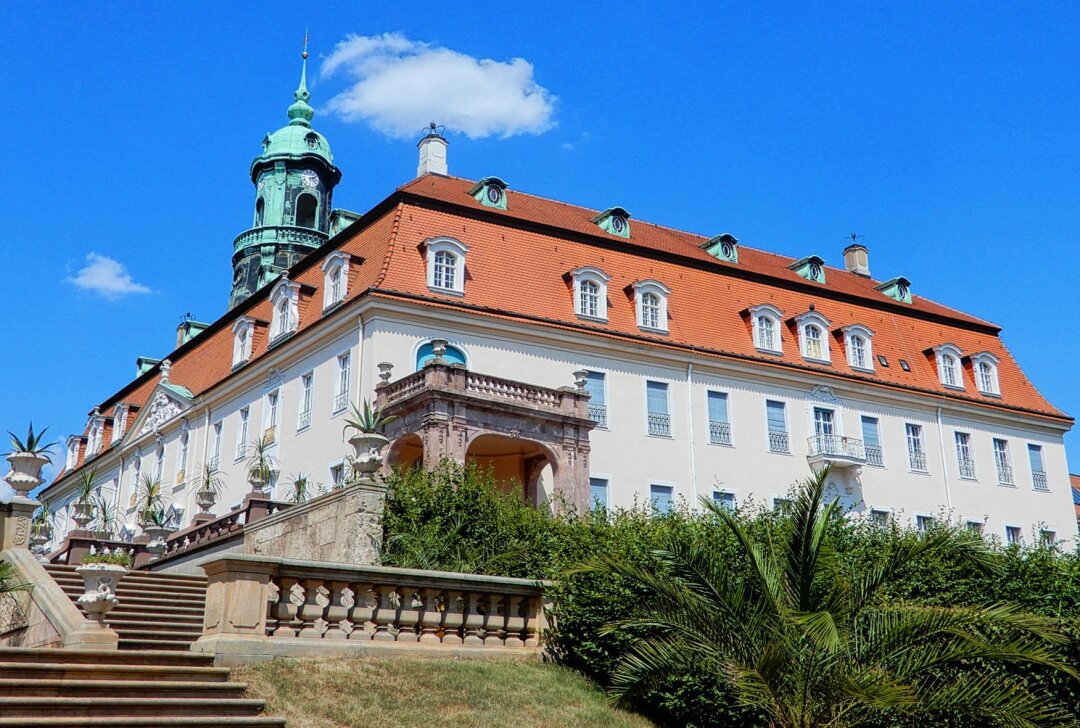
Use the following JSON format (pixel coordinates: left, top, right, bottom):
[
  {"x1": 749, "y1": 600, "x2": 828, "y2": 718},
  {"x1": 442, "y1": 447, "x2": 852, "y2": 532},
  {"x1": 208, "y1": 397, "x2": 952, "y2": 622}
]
[
  {"x1": 137, "y1": 392, "x2": 184, "y2": 437},
  {"x1": 807, "y1": 385, "x2": 841, "y2": 405}
]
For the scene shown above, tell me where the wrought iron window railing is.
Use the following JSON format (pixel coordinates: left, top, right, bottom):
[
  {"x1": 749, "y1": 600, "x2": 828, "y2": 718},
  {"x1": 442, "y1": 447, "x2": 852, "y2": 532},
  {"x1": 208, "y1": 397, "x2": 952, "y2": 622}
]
[
  {"x1": 958, "y1": 459, "x2": 976, "y2": 480},
  {"x1": 997, "y1": 464, "x2": 1015, "y2": 486},
  {"x1": 865, "y1": 445, "x2": 884, "y2": 467},
  {"x1": 647, "y1": 412, "x2": 671, "y2": 437},
  {"x1": 588, "y1": 403, "x2": 608, "y2": 429},
  {"x1": 768, "y1": 431, "x2": 790, "y2": 454},
  {"x1": 297, "y1": 410, "x2": 312, "y2": 431},
  {"x1": 333, "y1": 392, "x2": 349, "y2": 414},
  {"x1": 709, "y1": 421, "x2": 732, "y2": 446},
  {"x1": 1032, "y1": 470, "x2": 1049, "y2": 491},
  {"x1": 908, "y1": 451, "x2": 928, "y2": 473}
]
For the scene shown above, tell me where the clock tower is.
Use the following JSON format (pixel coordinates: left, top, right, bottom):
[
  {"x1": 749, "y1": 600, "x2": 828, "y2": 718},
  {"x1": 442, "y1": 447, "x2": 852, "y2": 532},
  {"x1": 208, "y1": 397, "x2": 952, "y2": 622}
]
[{"x1": 229, "y1": 42, "x2": 342, "y2": 309}]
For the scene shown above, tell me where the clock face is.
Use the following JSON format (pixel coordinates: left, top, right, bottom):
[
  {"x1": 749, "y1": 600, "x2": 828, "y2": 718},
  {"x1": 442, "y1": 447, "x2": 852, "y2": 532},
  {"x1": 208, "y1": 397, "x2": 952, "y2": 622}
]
[{"x1": 300, "y1": 171, "x2": 319, "y2": 189}]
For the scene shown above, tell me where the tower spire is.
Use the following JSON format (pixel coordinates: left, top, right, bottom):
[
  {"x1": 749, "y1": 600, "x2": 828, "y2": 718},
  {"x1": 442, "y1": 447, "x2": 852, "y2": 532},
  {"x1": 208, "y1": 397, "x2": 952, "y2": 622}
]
[{"x1": 288, "y1": 31, "x2": 314, "y2": 127}]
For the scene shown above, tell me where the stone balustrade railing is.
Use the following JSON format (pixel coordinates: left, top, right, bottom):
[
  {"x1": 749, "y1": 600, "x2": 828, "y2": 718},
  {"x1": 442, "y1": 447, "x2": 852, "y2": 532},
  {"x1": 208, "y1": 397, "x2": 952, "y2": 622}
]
[
  {"x1": 194, "y1": 554, "x2": 549, "y2": 662},
  {"x1": 465, "y1": 373, "x2": 561, "y2": 408}
]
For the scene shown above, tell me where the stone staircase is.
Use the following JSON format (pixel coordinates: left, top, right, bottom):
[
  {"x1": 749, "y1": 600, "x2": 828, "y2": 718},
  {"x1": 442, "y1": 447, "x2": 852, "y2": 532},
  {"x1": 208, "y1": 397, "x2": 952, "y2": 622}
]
[
  {"x1": 45, "y1": 564, "x2": 206, "y2": 651},
  {"x1": 0, "y1": 646, "x2": 284, "y2": 726}
]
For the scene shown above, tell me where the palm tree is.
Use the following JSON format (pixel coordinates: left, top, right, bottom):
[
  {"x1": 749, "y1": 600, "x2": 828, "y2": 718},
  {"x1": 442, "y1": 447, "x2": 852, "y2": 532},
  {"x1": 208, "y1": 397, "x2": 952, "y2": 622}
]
[
  {"x1": 0, "y1": 561, "x2": 28, "y2": 598},
  {"x1": 578, "y1": 467, "x2": 1078, "y2": 727}
]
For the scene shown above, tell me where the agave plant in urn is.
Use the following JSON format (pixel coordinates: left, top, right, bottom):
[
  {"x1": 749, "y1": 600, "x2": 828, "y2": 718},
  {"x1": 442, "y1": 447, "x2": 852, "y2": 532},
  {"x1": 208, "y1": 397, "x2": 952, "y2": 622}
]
[
  {"x1": 343, "y1": 400, "x2": 396, "y2": 480},
  {"x1": 4, "y1": 423, "x2": 56, "y2": 499}
]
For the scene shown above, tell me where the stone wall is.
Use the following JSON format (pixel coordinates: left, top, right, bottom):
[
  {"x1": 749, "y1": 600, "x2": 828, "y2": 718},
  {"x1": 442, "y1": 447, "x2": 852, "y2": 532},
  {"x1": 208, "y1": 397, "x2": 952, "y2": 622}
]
[{"x1": 242, "y1": 482, "x2": 385, "y2": 565}]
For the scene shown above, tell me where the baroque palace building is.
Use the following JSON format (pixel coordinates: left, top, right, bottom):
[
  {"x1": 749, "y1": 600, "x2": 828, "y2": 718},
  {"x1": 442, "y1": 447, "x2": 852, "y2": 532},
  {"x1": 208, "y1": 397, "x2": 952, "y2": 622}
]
[{"x1": 40, "y1": 52, "x2": 1076, "y2": 548}]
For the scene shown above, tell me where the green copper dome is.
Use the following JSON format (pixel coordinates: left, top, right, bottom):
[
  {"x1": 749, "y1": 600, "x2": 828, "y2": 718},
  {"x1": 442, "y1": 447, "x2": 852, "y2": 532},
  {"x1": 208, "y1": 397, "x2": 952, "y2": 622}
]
[{"x1": 250, "y1": 52, "x2": 336, "y2": 174}]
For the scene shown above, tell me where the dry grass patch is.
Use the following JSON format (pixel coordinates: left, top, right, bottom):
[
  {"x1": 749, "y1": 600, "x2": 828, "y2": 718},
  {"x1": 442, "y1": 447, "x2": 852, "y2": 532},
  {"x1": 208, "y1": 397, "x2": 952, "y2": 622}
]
[{"x1": 236, "y1": 656, "x2": 654, "y2": 728}]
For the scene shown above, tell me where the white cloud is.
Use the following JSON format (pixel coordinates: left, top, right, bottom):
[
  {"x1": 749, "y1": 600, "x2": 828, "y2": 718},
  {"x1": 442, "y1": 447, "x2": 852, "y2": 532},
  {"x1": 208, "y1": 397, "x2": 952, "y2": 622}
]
[
  {"x1": 66, "y1": 253, "x2": 151, "y2": 300},
  {"x1": 320, "y1": 33, "x2": 556, "y2": 140}
]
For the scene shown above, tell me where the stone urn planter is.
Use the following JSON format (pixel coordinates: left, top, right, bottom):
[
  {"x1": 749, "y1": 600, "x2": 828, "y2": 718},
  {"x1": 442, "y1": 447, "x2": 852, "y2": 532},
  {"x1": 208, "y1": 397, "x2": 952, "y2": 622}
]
[
  {"x1": 30, "y1": 522, "x2": 52, "y2": 561},
  {"x1": 71, "y1": 501, "x2": 96, "y2": 532},
  {"x1": 75, "y1": 563, "x2": 127, "y2": 626},
  {"x1": 348, "y1": 433, "x2": 389, "y2": 479},
  {"x1": 4, "y1": 452, "x2": 49, "y2": 499},
  {"x1": 195, "y1": 487, "x2": 217, "y2": 515},
  {"x1": 143, "y1": 526, "x2": 171, "y2": 560}
]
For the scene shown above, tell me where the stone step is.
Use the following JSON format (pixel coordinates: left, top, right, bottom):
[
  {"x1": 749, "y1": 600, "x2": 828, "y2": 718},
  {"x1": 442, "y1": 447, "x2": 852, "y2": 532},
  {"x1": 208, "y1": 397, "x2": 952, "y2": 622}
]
[
  {"x1": 107, "y1": 621, "x2": 203, "y2": 635},
  {"x1": 0, "y1": 697, "x2": 267, "y2": 718},
  {"x1": 58, "y1": 586, "x2": 208, "y2": 602},
  {"x1": 118, "y1": 638, "x2": 195, "y2": 651},
  {"x1": 111, "y1": 628, "x2": 202, "y2": 641},
  {"x1": 0, "y1": 718, "x2": 285, "y2": 727},
  {"x1": 0, "y1": 662, "x2": 232, "y2": 682},
  {"x1": 108, "y1": 603, "x2": 205, "y2": 616},
  {"x1": 46, "y1": 565, "x2": 207, "y2": 583},
  {"x1": 0, "y1": 679, "x2": 249, "y2": 699},
  {"x1": 0, "y1": 648, "x2": 213, "y2": 667},
  {"x1": 102, "y1": 611, "x2": 204, "y2": 625},
  {"x1": 80, "y1": 594, "x2": 206, "y2": 610}
]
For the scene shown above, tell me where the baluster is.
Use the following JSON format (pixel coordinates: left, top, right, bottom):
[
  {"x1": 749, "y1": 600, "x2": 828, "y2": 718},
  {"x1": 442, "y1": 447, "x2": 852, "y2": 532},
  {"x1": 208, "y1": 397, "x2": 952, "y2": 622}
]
[
  {"x1": 462, "y1": 592, "x2": 486, "y2": 646},
  {"x1": 324, "y1": 580, "x2": 350, "y2": 640},
  {"x1": 371, "y1": 585, "x2": 396, "y2": 642},
  {"x1": 348, "y1": 582, "x2": 376, "y2": 640},
  {"x1": 504, "y1": 595, "x2": 525, "y2": 647},
  {"x1": 442, "y1": 590, "x2": 464, "y2": 645},
  {"x1": 269, "y1": 576, "x2": 299, "y2": 638},
  {"x1": 418, "y1": 588, "x2": 442, "y2": 644},
  {"x1": 521, "y1": 596, "x2": 540, "y2": 648},
  {"x1": 396, "y1": 587, "x2": 421, "y2": 642},
  {"x1": 484, "y1": 594, "x2": 508, "y2": 646}
]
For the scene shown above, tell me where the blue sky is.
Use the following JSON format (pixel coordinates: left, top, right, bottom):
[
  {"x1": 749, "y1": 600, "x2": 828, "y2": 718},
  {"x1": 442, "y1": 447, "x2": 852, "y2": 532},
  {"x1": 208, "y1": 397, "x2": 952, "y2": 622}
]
[{"x1": 2, "y1": 2, "x2": 1079, "y2": 482}]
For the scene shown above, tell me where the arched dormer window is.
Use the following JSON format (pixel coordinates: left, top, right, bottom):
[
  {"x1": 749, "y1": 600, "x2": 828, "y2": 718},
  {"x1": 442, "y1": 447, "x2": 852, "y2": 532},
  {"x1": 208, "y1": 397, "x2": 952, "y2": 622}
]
[
  {"x1": 269, "y1": 278, "x2": 300, "y2": 343},
  {"x1": 423, "y1": 237, "x2": 469, "y2": 296},
  {"x1": 321, "y1": 251, "x2": 351, "y2": 310},
  {"x1": 570, "y1": 267, "x2": 611, "y2": 321},
  {"x1": 232, "y1": 316, "x2": 255, "y2": 367},
  {"x1": 970, "y1": 352, "x2": 1001, "y2": 395},
  {"x1": 933, "y1": 344, "x2": 964, "y2": 389},
  {"x1": 632, "y1": 279, "x2": 670, "y2": 333},
  {"x1": 111, "y1": 404, "x2": 127, "y2": 445},
  {"x1": 841, "y1": 324, "x2": 875, "y2": 372},
  {"x1": 748, "y1": 304, "x2": 783, "y2": 354},
  {"x1": 86, "y1": 409, "x2": 103, "y2": 457},
  {"x1": 65, "y1": 436, "x2": 81, "y2": 471},
  {"x1": 794, "y1": 311, "x2": 833, "y2": 363},
  {"x1": 416, "y1": 340, "x2": 468, "y2": 369},
  {"x1": 295, "y1": 193, "x2": 318, "y2": 229},
  {"x1": 254, "y1": 198, "x2": 265, "y2": 228}
]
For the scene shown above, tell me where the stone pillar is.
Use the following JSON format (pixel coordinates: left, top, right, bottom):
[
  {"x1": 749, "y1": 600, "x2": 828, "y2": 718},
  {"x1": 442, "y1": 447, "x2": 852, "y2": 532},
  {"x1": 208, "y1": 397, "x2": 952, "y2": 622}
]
[
  {"x1": 198, "y1": 557, "x2": 277, "y2": 640},
  {"x1": 0, "y1": 499, "x2": 38, "y2": 551}
]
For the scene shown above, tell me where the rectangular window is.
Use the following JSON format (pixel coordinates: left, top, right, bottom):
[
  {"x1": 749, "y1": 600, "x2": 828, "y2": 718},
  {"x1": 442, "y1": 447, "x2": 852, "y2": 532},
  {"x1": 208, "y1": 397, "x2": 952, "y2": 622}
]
[
  {"x1": 712, "y1": 491, "x2": 735, "y2": 512},
  {"x1": 916, "y1": 514, "x2": 934, "y2": 533},
  {"x1": 298, "y1": 373, "x2": 313, "y2": 431},
  {"x1": 707, "y1": 391, "x2": 731, "y2": 445},
  {"x1": 646, "y1": 381, "x2": 671, "y2": 437},
  {"x1": 650, "y1": 484, "x2": 673, "y2": 514},
  {"x1": 766, "y1": 400, "x2": 789, "y2": 453},
  {"x1": 870, "y1": 509, "x2": 890, "y2": 527},
  {"x1": 266, "y1": 390, "x2": 280, "y2": 443},
  {"x1": 211, "y1": 421, "x2": 223, "y2": 469},
  {"x1": 589, "y1": 478, "x2": 609, "y2": 510},
  {"x1": 966, "y1": 520, "x2": 984, "y2": 536},
  {"x1": 773, "y1": 497, "x2": 794, "y2": 515},
  {"x1": 1005, "y1": 525, "x2": 1022, "y2": 546},
  {"x1": 993, "y1": 439, "x2": 1013, "y2": 485},
  {"x1": 813, "y1": 407, "x2": 834, "y2": 437},
  {"x1": 236, "y1": 408, "x2": 249, "y2": 460},
  {"x1": 861, "y1": 416, "x2": 883, "y2": 466},
  {"x1": 1028, "y1": 444, "x2": 1047, "y2": 490},
  {"x1": 906, "y1": 424, "x2": 927, "y2": 472},
  {"x1": 330, "y1": 463, "x2": 345, "y2": 487},
  {"x1": 584, "y1": 372, "x2": 607, "y2": 429},
  {"x1": 334, "y1": 353, "x2": 351, "y2": 413},
  {"x1": 955, "y1": 432, "x2": 975, "y2": 479},
  {"x1": 1040, "y1": 529, "x2": 1056, "y2": 547}
]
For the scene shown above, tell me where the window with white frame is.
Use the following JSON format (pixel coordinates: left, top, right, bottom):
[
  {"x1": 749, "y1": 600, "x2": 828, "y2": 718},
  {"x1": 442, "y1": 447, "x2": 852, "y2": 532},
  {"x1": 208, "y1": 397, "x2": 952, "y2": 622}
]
[
  {"x1": 971, "y1": 352, "x2": 1000, "y2": 395},
  {"x1": 211, "y1": 421, "x2": 223, "y2": 469},
  {"x1": 842, "y1": 325, "x2": 874, "y2": 372},
  {"x1": 298, "y1": 373, "x2": 313, "y2": 431},
  {"x1": 236, "y1": 408, "x2": 250, "y2": 460},
  {"x1": 650, "y1": 484, "x2": 674, "y2": 514},
  {"x1": 589, "y1": 478, "x2": 609, "y2": 510},
  {"x1": 916, "y1": 514, "x2": 934, "y2": 533},
  {"x1": 86, "y1": 413, "x2": 103, "y2": 457},
  {"x1": 1040, "y1": 529, "x2": 1056, "y2": 547},
  {"x1": 933, "y1": 344, "x2": 964, "y2": 389},
  {"x1": 584, "y1": 372, "x2": 607, "y2": 429},
  {"x1": 424, "y1": 237, "x2": 468, "y2": 295},
  {"x1": 1005, "y1": 525, "x2": 1022, "y2": 546},
  {"x1": 955, "y1": 431, "x2": 975, "y2": 479},
  {"x1": 712, "y1": 491, "x2": 736, "y2": 512},
  {"x1": 321, "y1": 251, "x2": 351, "y2": 310},
  {"x1": 330, "y1": 463, "x2": 345, "y2": 487},
  {"x1": 632, "y1": 280, "x2": 670, "y2": 332},
  {"x1": 269, "y1": 278, "x2": 300, "y2": 341},
  {"x1": 65, "y1": 436, "x2": 80, "y2": 470},
  {"x1": 232, "y1": 317, "x2": 254, "y2": 367},
  {"x1": 906, "y1": 423, "x2": 927, "y2": 472},
  {"x1": 707, "y1": 391, "x2": 731, "y2": 445},
  {"x1": 570, "y1": 267, "x2": 611, "y2": 321},
  {"x1": 748, "y1": 304, "x2": 783, "y2": 354},
  {"x1": 870, "y1": 509, "x2": 890, "y2": 527},
  {"x1": 646, "y1": 381, "x2": 671, "y2": 437},
  {"x1": 766, "y1": 400, "x2": 789, "y2": 453},
  {"x1": 993, "y1": 438, "x2": 1013, "y2": 485},
  {"x1": 795, "y1": 311, "x2": 832, "y2": 363},
  {"x1": 334, "y1": 353, "x2": 351, "y2": 414},
  {"x1": 966, "y1": 520, "x2": 984, "y2": 536},
  {"x1": 111, "y1": 404, "x2": 127, "y2": 445},
  {"x1": 265, "y1": 390, "x2": 280, "y2": 443},
  {"x1": 861, "y1": 416, "x2": 883, "y2": 466},
  {"x1": 1028, "y1": 444, "x2": 1047, "y2": 491}
]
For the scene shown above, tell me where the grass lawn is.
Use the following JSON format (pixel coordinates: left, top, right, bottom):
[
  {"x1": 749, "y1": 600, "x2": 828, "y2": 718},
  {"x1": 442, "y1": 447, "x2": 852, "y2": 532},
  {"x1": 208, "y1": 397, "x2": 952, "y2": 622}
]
[{"x1": 236, "y1": 656, "x2": 655, "y2": 728}]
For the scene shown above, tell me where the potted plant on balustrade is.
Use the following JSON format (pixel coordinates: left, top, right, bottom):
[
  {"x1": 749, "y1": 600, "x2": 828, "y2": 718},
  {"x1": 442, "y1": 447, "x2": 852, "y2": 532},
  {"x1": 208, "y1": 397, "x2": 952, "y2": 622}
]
[
  {"x1": 92, "y1": 495, "x2": 119, "y2": 541},
  {"x1": 142, "y1": 507, "x2": 172, "y2": 560},
  {"x1": 193, "y1": 461, "x2": 225, "y2": 520},
  {"x1": 287, "y1": 472, "x2": 317, "y2": 503},
  {"x1": 30, "y1": 499, "x2": 53, "y2": 559},
  {"x1": 4, "y1": 423, "x2": 56, "y2": 498},
  {"x1": 75, "y1": 550, "x2": 132, "y2": 627},
  {"x1": 246, "y1": 433, "x2": 279, "y2": 495},
  {"x1": 71, "y1": 468, "x2": 99, "y2": 533},
  {"x1": 343, "y1": 399, "x2": 396, "y2": 480},
  {"x1": 134, "y1": 474, "x2": 167, "y2": 532}
]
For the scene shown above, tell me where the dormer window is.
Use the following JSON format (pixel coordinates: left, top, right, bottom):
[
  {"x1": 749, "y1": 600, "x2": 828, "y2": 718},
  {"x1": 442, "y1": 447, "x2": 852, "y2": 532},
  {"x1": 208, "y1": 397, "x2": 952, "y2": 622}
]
[
  {"x1": 794, "y1": 311, "x2": 832, "y2": 363},
  {"x1": 468, "y1": 177, "x2": 508, "y2": 210},
  {"x1": 970, "y1": 352, "x2": 1001, "y2": 395},
  {"x1": 232, "y1": 316, "x2": 255, "y2": 367},
  {"x1": 65, "y1": 436, "x2": 81, "y2": 471},
  {"x1": 632, "y1": 280, "x2": 670, "y2": 332},
  {"x1": 874, "y1": 276, "x2": 913, "y2": 304},
  {"x1": 933, "y1": 344, "x2": 964, "y2": 389},
  {"x1": 571, "y1": 267, "x2": 611, "y2": 321},
  {"x1": 424, "y1": 237, "x2": 469, "y2": 296},
  {"x1": 591, "y1": 207, "x2": 631, "y2": 239},
  {"x1": 321, "y1": 251, "x2": 351, "y2": 310},
  {"x1": 86, "y1": 410, "x2": 103, "y2": 457},
  {"x1": 269, "y1": 278, "x2": 300, "y2": 343},
  {"x1": 702, "y1": 233, "x2": 739, "y2": 263},
  {"x1": 748, "y1": 304, "x2": 783, "y2": 354},
  {"x1": 111, "y1": 404, "x2": 127, "y2": 445},
  {"x1": 788, "y1": 256, "x2": 827, "y2": 284},
  {"x1": 842, "y1": 325, "x2": 875, "y2": 372}
]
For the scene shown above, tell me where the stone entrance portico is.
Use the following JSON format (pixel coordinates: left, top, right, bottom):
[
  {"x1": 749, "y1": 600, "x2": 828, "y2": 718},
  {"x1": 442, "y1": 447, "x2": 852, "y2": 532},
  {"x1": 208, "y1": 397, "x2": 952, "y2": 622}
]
[{"x1": 376, "y1": 359, "x2": 595, "y2": 511}]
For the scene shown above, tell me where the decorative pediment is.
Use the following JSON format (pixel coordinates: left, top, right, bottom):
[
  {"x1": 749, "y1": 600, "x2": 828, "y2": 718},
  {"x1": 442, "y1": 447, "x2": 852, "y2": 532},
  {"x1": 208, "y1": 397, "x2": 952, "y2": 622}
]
[{"x1": 127, "y1": 383, "x2": 195, "y2": 441}]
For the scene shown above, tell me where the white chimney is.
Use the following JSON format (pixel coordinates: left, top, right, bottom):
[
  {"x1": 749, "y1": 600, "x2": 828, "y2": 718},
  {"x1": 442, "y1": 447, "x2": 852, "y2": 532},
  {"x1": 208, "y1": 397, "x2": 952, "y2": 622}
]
[
  {"x1": 417, "y1": 122, "x2": 448, "y2": 177},
  {"x1": 843, "y1": 243, "x2": 871, "y2": 277}
]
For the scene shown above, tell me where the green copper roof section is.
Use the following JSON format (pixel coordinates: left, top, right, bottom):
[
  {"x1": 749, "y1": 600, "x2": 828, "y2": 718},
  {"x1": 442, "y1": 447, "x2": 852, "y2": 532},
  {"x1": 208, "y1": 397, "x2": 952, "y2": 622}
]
[
  {"x1": 287, "y1": 51, "x2": 314, "y2": 127},
  {"x1": 162, "y1": 382, "x2": 195, "y2": 400}
]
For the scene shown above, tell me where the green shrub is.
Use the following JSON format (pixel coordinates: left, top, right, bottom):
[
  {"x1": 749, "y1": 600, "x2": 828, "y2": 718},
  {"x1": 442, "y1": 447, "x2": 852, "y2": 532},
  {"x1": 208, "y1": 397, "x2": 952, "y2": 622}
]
[{"x1": 79, "y1": 551, "x2": 133, "y2": 567}]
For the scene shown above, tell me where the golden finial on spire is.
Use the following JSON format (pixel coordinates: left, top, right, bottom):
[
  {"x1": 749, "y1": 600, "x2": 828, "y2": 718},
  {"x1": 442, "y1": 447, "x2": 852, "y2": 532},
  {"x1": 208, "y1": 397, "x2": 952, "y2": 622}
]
[{"x1": 302, "y1": 30, "x2": 310, "y2": 60}]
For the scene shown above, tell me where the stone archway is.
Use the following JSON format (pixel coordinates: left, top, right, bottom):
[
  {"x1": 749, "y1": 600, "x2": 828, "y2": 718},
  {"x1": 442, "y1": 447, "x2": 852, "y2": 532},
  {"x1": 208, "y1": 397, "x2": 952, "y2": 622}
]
[
  {"x1": 464, "y1": 433, "x2": 557, "y2": 506},
  {"x1": 386, "y1": 433, "x2": 424, "y2": 472}
]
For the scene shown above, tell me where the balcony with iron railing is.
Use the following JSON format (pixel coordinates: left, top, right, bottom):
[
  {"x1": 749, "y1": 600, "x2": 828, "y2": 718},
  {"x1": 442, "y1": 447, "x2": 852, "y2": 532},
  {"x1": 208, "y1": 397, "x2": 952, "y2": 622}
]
[
  {"x1": 997, "y1": 464, "x2": 1015, "y2": 486},
  {"x1": 865, "y1": 445, "x2": 884, "y2": 467},
  {"x1": 807, "y1": 434, "x2": 866, "y2": 468},
  {"x1": 958, "y1": 459, "x2": 976, "y2": 480},
  {"x1": 588, "y1": 403, "x2": 608, "y2": 429},
  {"x1": 768, "y1": 430, "x2": 790, "y2": 454},
  {"x1": 709, "y1": 421, "x2": 732, "y2": 446},
  {"x1": 297, "y1": 409, "x2": 312, "y2": 431},
  {"x1": 908, "y1": 451, "x2": 928, "y2": 473},
  {"x1": 648, "y1": 413, "x2": 671, "y2": 437},
  {"x1": 333, "y1": 391, "x2": 349, "y2": 413},
  {"x1": 1032, "y1": 470, "x2": 1049, "y2": 491},
  {"x1": 232, "y1": 225, "x2": 328, "y2": 253}
]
